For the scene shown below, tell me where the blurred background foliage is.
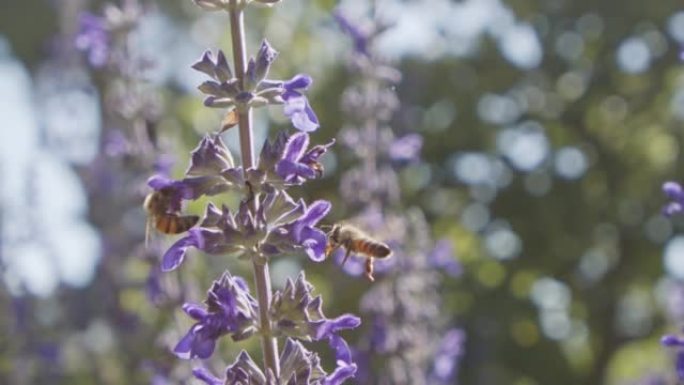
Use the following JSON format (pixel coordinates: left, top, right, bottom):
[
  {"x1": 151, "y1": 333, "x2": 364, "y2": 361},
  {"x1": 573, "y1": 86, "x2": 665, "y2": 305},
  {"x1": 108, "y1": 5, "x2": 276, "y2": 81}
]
[{"x1": 3, "y1": 0, "x2": 684, "y2": 384}]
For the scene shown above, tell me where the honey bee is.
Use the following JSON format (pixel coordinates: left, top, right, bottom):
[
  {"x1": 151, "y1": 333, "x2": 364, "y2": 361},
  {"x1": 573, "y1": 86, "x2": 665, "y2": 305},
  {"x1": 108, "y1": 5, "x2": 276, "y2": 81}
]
[
  {"x1": 325, "y1": 223, "x2": 392, "y2": 282},
  {"x1": 143, "y1": 188, "x2": 199, "y2": 246}
]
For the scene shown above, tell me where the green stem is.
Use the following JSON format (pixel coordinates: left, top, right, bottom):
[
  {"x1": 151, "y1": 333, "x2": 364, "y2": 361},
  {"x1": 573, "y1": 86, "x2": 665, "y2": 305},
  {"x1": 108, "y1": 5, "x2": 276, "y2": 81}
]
[{"x1": 228, "y1": 2, "x2": 280, "y2": 378}]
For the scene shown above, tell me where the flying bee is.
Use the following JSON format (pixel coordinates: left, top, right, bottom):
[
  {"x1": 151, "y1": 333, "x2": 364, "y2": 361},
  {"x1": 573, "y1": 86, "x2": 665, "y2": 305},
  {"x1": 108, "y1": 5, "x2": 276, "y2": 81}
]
[
  {"x1": 324, "y1": 223, "x2": 392, "y2": 282},
  {"x1": 143, "y1": 188, "x2": 199, "y2": 246}
]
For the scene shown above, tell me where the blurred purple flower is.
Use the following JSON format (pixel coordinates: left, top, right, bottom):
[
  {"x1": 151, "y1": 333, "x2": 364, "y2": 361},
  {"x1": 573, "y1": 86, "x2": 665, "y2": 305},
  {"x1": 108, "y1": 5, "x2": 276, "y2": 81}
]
[
  {"x1": 333, "y1": 10, "x2": 369, "y2": 57},
  {"x1": 75, "y1": 12, "x2": 110, "y2": 68},
  {"x1": 154, "y1": 154, "x2": 175, "y2": 176},
  {"x1": 103, "y1": 130, "x2": 130, "y2": 157},
  {"x1": 429, "y1": 329, "x2": 466, "y2": 384},
  {"x1": 428, "y1": 239, "x2": 462, "y2": 277},
  {"x1": 389, "y1": 133, "x2": 423, "y2": 166},
  {"x1": 283, "y1": 75, "x2": 319, "y2": 132},
  {"x1": 663, "y1": 181, "x2": 684, "y2": 216},
  {"x1": 145, "y1": 266, "x2": 165, "y2": 305},
  {"x1": 174, "y1": 272, "x2": 258, "y2": 359}
]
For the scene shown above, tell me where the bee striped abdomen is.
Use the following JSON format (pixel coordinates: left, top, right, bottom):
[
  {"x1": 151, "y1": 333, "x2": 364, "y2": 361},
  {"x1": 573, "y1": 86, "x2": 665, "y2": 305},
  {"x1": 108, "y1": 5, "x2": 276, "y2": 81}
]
[
  {"x1": 155, "y1": 214, "x2": 199, "y2": 234},
  {"x1": 353, "y1": 240, "x2": 392, "y2": 259}
]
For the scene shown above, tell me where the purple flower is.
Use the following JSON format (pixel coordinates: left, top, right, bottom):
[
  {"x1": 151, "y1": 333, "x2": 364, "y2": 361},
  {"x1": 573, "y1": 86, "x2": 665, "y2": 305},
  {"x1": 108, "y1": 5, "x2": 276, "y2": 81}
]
[
  {"x1": 323, "y1": 335, "x2": 357, "y2": 385},
  {"x1": 663, "y1": 181, "x2": 684, "y2": 216},
  {"x1": 147, "y1": 141, "x2": 245, "y2": 214},
  {"x1": 174, "y1": 272, "x2": 258, "y2": 359},
  {"x1": 75, "y1": 12, "x2": 110, "y2": 68},
  {"x1": 265, "y1": 200, "x2": 331, "y2": 261},
  {"x1": 161, "y1": 204, "x2": 255, "y2": 271},
  {"x1": 283, "y1": 75, "x2": 319, "y2": 132},
  {"x1": 275, "y1": 132, "x2": 333, "y2": 185}
]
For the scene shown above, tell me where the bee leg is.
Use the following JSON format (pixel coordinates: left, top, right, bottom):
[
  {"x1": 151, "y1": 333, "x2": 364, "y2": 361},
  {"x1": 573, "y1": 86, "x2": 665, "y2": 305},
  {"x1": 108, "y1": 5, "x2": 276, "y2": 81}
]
[
  {"x1": 364, "y1": 258, "x2": 375, "y2": 282},
  {"x1": 145, "y1": 218, "x2": 152, "y2": 248},
  {"x1": 341, "y1": 247, "x2": 352, "y2": 266}
]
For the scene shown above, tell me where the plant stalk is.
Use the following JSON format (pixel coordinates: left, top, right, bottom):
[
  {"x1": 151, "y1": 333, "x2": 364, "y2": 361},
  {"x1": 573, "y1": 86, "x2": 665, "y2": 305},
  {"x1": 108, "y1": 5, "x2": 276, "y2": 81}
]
[{"x1": 228, "y1": 2, "x2": 280, "y2": 378}]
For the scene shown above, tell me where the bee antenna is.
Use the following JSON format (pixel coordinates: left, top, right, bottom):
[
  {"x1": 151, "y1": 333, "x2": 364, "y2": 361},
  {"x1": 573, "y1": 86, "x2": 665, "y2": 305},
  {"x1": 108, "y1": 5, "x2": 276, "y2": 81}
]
[{"x1": 320, "y1": 224, "x2": 333, "y2": 232}]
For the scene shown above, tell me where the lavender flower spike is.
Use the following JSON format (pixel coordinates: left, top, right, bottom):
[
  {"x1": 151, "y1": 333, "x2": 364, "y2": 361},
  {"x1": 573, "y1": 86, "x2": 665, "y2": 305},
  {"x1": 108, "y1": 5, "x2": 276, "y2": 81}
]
[
  {"x1": 283, "y1": 75, "x2": 319, "y2": 132},
  {"x1": 271, "y1": 272, "x2": 361, "y2": 342},
  {"x1": 193, "y1": 338, "x2": 356, "y2": 385},
  {"x1": 663, "y1": 181, "x2": 684, "y2": 216},
  {"x1": 174, "y1": 272, "x2": 258, "y2": 359}
]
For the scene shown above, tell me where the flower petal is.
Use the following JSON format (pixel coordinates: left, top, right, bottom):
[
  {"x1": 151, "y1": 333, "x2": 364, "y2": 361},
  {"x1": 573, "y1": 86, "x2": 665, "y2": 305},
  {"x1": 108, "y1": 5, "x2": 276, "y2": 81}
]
[
  {"x1": 193, "y1": 335, "x2": 217, "y2": 359},
  {"x1": 173, "y1": 330, "x2": 195, "y2": 359},
  {"x1": 284, "y1": 74, "x2": 312, "y2": 92},
  {"x1": 183, "y1": 303, "x2": 208, "y2": 320},
  {"x1": 282, "y1": 132, "x2": 309, "y2": 162},
  {"x1": 192, "y1": 368, "x2": 224, "y2": 385},
  {"x1": 324, "y1": 363, "x2": 357, "y2": 385},
  {"x1": 314, "y1": 315, "x2": 361, "y2": 341},
  {"x1": 161, "y1": 234, "x2": 199, "y2": 272},
  {"x1": 300, "y1": 200, "x2": 331, "y2": 227},
  {"x1": 300, "y1": 227, "x2": 328, "y2": 262},
  {"x1": 276, "y1": 159, "x2": 317, "y2": 182},
  {"x1": 284, "y1": 95, "x2": 319, "y2": 132}
]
